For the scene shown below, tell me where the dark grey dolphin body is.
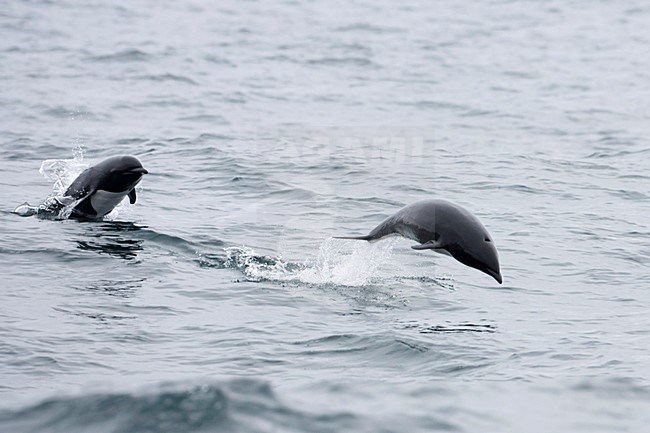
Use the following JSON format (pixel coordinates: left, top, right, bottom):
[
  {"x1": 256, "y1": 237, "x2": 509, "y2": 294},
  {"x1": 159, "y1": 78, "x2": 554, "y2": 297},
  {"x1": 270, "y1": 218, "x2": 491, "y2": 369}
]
[
  {"x1": 336, "y1": 199, "x2": 502, "y2": 284},
  {"x1": 64, "y1": 155, "x2": 148, "y2": 219}
]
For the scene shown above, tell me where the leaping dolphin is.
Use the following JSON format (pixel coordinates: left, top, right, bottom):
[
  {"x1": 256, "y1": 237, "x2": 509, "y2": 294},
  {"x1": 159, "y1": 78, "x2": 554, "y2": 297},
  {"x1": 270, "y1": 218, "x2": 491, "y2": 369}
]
[
  {"x1": 336, "y1": 199, "x2": 502, "y2": 284},
  {"x1": 64, "y1": 155, "x2": 148, "y2": 219}
]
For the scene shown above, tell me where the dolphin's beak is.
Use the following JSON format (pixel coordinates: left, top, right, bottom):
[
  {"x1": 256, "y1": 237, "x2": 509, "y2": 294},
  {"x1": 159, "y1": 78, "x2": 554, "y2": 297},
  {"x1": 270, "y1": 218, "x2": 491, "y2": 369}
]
[
  {"x1": 485, "y1": 268, "x2": 503, "y2": 284},
  {"x1": 129, "y1": 167, "x2": 148, "y2": 175}
]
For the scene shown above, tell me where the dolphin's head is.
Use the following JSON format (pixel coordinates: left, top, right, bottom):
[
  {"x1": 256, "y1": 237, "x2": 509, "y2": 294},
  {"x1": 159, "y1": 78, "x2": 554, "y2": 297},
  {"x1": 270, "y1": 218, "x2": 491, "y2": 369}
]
[
  {"x1": 408, "y1": 200, "x2": 503, "y2": 284},
  {"x1": 444, "y1": 230, "x2": 502, "y2": 284},
  {"x1": 101, "y1": 155, "x2": 148, "y2": 192}
]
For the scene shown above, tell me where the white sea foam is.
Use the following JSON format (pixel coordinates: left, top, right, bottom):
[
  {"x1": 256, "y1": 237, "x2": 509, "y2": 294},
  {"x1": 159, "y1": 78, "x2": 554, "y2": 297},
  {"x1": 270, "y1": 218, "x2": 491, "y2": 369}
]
[{"x1": 225, "y1": 237, "x2": 397, "y2": 287}]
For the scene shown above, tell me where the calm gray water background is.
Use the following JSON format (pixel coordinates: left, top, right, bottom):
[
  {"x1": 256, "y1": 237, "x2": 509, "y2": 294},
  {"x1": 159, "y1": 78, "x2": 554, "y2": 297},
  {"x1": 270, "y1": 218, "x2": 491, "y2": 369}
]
[{"x1": 2, "y1": 1, "x2": 650, "y2": 432}]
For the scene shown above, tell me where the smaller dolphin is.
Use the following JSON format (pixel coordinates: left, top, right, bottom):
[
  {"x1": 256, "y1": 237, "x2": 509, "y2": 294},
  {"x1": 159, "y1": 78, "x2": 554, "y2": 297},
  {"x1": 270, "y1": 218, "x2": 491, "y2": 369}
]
[
  {"x1": 63, "y1": 155, "x2": 148, "y2": 219},
  {"x1": 336, "y1": 199, "x2": 502, "y2": 284}
]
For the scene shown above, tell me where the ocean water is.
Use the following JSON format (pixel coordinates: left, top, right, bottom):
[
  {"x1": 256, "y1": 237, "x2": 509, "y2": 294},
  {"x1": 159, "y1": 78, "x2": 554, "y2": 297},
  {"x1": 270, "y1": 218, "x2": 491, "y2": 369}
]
[{"x1": 1, "y1": 0, "x2": 650, "y2": 432}]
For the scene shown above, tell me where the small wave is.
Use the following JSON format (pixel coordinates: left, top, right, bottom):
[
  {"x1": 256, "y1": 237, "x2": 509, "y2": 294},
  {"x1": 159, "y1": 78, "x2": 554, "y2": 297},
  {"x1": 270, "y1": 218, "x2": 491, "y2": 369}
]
[
  {"x1": 0, "y1": 379, "x2": 356, "y2": 433},
  {"x1": 399, "y1": 321, "x2": 496, "y2": 334},
  {"x1": 587, "y1": 147, "x2": 650, "y2": 159},
  {"x1": 66, "y1": 222, "x2": 203, "y2": 261},
  {"x1": 610, "y1": 189, "x2": 648, "y2": 201},
  {"x1": 41, "y1": 106, "x2": 103, "y2": 120},
  {"x1": 203, "y1": 54, "x2": 234, "y2": 66},
  {"x1": 177, "y1": 114, "x2": 228, "y2": 124},
  {"x1": 75, "y1": 236, "x2": 143, "y2": 261},
  {"x1": 404, "y1": 99, "x2": 467, "y2": 111},
  {"x1": 335, "y1": 23, "x2": 404, "y2": 34},
  {"x1": 89, "y1": 48, "x2": 151, "y2": 62},
  {"x1": 307, "y1": 57, "x2": 377, "y2": 68},
  {"x1": 571, "y1": 377, "x2": 650, "y2": 399},
  {"x1": 222, "y1": 237, "x2": 396, "y2": 287},
  {"x1": 289, "y1": 333, "x2": 432, "y2": 359},
  {"x1": 135, "y1": 73, "x2": 198, "y2": 85}
]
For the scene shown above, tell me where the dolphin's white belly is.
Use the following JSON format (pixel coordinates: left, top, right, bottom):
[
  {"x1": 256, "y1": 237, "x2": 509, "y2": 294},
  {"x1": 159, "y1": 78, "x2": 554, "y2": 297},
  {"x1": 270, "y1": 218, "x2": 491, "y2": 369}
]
[{"x1": 90, "y1": 190, "x2": 128, "y2": 217}]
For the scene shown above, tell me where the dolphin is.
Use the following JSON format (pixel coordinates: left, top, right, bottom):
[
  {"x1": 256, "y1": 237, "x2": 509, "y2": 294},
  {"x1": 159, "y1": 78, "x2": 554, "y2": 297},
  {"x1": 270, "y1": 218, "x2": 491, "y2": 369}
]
[
  {"x1": 63, "y1": 155, "x2": 148, "y2": 219},
  {"x1": 336, "y1": 199, "x2": 502, "y2": 284}
]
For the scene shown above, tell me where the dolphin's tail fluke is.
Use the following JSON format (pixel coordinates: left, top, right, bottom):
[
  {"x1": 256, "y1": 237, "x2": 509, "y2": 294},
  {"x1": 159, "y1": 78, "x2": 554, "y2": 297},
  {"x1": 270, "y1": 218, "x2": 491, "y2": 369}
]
[{"x1": 333, "y1": 234, "x2": 373, "y2": 241}]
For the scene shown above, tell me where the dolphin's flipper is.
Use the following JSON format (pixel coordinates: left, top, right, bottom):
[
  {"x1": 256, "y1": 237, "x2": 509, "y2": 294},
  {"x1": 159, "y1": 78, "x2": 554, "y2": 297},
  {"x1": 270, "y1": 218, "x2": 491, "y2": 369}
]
[
  {"x1": 128, "y1": 189, "x2": 137, "y2": 204},
  {"x1": 411, "y1": 240, "x2": 443, "y2": 250},
  {"x1": 55, "y1": 195, "x2": 83, "y2": 207}
]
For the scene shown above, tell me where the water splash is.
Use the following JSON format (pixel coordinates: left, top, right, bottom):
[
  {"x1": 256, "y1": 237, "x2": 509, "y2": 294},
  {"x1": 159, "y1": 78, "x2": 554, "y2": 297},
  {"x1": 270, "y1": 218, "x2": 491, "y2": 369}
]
[
  {"x1": 224, "y1": 237, "x2": 397, "y2": 287},
  {"x1": 13, "y1": 196, "x2": 81, "y2": 219},
  {"x1": 14, "y1": 147, "x2": 88, "y2": 219},
  {"x1": 39, "y1": 146, "x2": 88, "y2": 195},
  {"x1": 297, "y1": 237, "x2": 397, "y2": 286}
]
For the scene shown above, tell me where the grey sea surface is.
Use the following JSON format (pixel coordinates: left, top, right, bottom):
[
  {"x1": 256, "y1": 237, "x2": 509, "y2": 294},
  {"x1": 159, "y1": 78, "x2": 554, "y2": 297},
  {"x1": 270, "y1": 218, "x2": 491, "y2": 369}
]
[{"x1": 2, "y1": 1, "x2": 650, "y2": 432}]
